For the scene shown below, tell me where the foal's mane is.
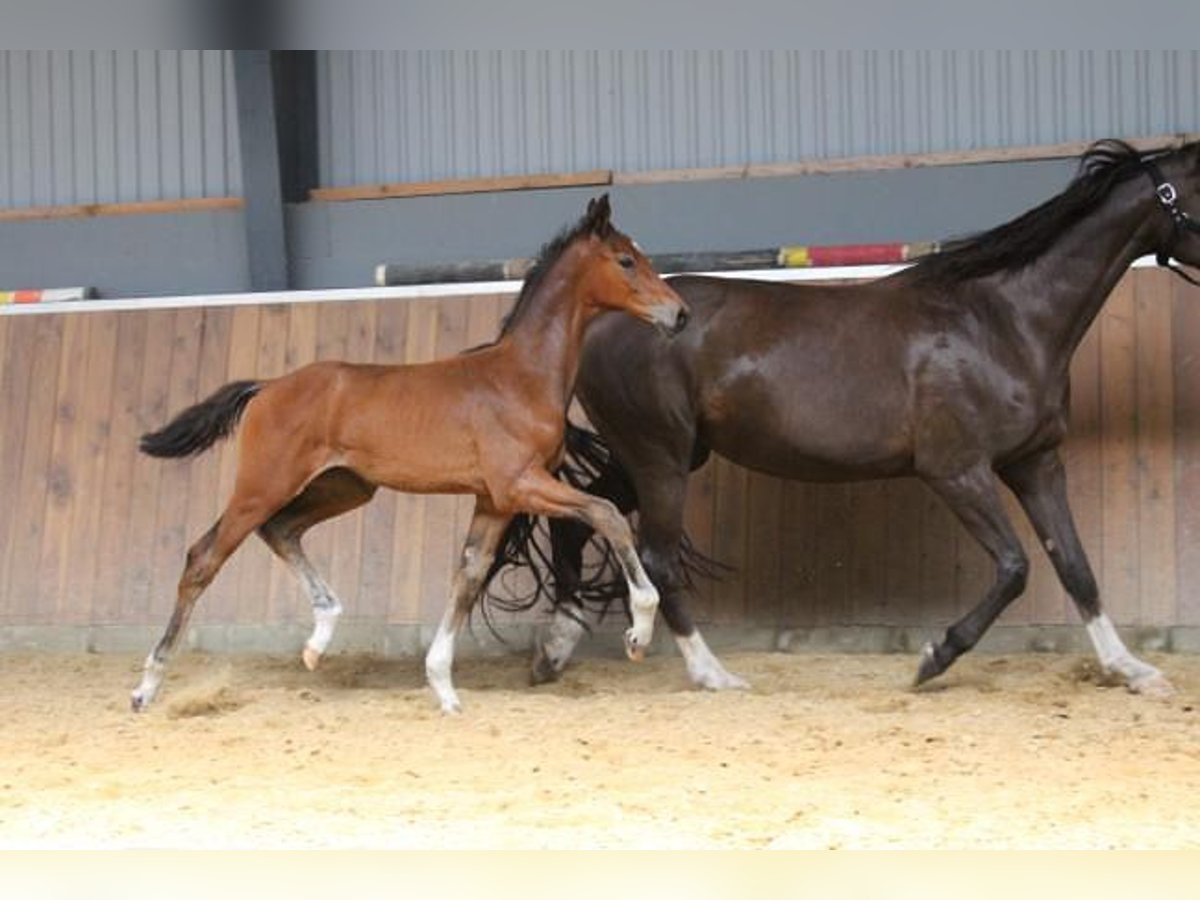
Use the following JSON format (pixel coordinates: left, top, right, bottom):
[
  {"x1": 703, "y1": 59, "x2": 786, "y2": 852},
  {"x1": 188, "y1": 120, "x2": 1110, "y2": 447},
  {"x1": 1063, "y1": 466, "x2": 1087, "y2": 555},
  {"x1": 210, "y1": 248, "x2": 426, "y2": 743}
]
[
  {"x1": 460, "y1": 199, "x2": 610, "y2": 355},
  {"x1": 908, "y1": 138, "x2": 1173, "y2": 285}
]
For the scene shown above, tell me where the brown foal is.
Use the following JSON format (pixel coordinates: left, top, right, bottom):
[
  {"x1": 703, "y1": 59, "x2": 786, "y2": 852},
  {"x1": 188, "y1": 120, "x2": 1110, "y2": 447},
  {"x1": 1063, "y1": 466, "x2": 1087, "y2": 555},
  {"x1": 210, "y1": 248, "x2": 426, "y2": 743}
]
[{"x1": 131, "y1": 195, "x2": 688, "y2": 713}]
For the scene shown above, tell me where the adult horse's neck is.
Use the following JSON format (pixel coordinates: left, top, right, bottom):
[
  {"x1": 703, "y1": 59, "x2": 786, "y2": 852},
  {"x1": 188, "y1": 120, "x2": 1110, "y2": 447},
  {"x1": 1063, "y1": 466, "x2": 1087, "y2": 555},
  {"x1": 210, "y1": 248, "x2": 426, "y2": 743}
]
[
  {"x1": 999, "y1": 176, "x2": 1167, "y2": 372},
  {"x1": 496, "y1": 239, "x2": 595, "y2": 408}
]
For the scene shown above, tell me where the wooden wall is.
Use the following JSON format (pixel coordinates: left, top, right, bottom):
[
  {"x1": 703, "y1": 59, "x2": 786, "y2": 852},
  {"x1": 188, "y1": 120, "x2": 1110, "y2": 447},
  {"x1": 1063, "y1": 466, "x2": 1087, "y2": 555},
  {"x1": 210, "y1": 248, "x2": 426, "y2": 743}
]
[{"x1": 0, "y1": 269, "x2": 1197, "y2": 637}]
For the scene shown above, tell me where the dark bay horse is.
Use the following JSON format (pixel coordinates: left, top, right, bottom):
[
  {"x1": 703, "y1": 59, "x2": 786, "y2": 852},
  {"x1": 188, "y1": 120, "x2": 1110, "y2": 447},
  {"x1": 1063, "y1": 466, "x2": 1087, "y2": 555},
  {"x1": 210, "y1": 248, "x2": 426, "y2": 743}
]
[
  {"x1": 514, "y1": 138, "x2": 1200, "y2": 696},
  {"x1": 131, "y1": 195, "x2": 688, "y2": 713}
]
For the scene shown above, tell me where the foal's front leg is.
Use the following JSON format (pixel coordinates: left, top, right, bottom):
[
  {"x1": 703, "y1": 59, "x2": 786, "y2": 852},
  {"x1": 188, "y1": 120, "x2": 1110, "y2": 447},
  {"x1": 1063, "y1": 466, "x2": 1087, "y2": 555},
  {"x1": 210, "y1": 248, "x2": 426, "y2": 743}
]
[
  {"x1": 424, "y1": 501, "x2": 512, "y2": 713},
  {"x1": 512, "y1": 468, "x2": 660, "y2": 662}
]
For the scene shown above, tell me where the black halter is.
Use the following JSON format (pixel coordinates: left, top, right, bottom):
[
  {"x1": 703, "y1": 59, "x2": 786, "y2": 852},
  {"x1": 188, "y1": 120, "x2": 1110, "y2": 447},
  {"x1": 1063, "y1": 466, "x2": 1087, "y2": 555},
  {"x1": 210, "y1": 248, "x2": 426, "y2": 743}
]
[{"x1": 1142, "y1": 156, "x2": 1200, "y2": 287}]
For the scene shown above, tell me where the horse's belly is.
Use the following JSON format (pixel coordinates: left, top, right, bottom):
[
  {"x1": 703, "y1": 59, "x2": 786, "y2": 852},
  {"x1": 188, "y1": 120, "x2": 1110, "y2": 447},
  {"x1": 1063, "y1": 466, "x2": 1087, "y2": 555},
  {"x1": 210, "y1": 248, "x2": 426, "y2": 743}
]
[{"x1": 704, "y1": 421, "x2": 912, "y2": 482}]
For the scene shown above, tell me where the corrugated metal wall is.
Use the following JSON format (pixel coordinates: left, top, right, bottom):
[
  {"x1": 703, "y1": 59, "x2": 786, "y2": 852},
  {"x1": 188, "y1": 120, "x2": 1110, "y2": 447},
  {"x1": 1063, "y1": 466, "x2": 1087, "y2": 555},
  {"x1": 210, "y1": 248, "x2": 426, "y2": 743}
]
[
  {"x1": 3, "y1": 50, "x2": 1197, "y2": 207},
  {"x1": 317, "y1": 50, "x2": 1200, "y2": 186},
  {"x1": 0, "y1": 50, "x2": 241, "y2": 208}
]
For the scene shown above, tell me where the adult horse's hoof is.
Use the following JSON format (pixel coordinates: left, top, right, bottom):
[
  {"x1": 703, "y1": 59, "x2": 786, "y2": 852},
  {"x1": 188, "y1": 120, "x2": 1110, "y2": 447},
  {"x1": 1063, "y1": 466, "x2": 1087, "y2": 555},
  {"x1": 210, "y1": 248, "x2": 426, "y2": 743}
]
[
  {"x1": 1129, "y1": 670, "x2": 1174, "y2": 698},
  {"x1": 913, "y1": 642, "x2": 944, "y2": 687},
  {"x1": 130, "y1": 691, "x2": 150, "y2": 713},
  {"x1": 529, "y1": 644, "x2": 564, "y2": 685}
]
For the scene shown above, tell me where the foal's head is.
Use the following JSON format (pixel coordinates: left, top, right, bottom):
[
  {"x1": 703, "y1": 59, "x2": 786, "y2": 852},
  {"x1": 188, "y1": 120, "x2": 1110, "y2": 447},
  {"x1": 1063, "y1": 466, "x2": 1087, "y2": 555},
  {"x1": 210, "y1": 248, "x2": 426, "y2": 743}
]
[{"x1": 564, "y1": 194, "x2": 689, "y2": 335}]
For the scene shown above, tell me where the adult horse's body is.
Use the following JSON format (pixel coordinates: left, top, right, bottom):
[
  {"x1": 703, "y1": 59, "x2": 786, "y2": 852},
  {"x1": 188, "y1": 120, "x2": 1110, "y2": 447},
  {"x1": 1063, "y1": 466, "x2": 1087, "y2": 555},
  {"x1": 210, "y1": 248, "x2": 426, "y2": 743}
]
[
  {"x1": 523, "y1": 138, "x2": 1200, "y2": 695},
  {"x1": 131, "y1": 195, "x2": 688, "y2": 713}
]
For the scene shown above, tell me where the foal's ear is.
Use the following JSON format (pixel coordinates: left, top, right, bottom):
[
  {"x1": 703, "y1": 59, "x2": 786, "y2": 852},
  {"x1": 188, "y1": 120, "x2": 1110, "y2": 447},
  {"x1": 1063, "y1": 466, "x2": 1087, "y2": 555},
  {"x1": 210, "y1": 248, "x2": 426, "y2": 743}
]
[{"x1": 585, "y1": 193, "x2": 613, "y2": 238}]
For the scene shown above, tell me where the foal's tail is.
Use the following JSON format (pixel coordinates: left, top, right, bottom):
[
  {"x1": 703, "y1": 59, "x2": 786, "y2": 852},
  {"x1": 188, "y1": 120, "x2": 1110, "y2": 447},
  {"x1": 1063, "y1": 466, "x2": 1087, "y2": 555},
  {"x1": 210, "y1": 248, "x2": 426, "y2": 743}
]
[{"x1": 139, "y1": 380, "x2": 263, "y2": 458}]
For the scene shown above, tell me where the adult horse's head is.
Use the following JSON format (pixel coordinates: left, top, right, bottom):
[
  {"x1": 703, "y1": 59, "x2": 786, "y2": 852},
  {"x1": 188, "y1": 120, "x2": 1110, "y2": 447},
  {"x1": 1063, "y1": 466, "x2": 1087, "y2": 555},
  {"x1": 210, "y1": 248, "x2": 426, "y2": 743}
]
[
  {"x1": 572, "y1": 194, "x2": 689, "y2": 335},
  {"x1": 1142, "y1": 139, "x2": 1200, "y2": 277}
]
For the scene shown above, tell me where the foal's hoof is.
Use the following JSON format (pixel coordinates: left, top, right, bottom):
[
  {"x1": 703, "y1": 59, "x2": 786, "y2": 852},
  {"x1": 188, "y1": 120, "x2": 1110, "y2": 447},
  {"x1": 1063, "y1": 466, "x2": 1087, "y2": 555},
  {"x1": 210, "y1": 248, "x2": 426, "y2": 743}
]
[
  {"x1": 301, "y1": 645, "x2": 322, "y2": 672},
  {"x1": 623, "y1": 632, "x2": 646, "y2": 662},
  {"x1": 129, "y1": 691, "x2": 150, "y2": 713}
]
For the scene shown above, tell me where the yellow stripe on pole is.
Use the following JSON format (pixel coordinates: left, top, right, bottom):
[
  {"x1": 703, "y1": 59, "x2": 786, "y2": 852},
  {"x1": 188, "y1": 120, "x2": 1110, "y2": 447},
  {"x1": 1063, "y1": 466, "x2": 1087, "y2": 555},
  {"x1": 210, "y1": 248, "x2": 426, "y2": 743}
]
[
  {"x1": 777, "y1": 246, "x2": 812, "y2": 268},
  {"x1": 0, "y1": 291, "x2": 14, "y2": 305}
]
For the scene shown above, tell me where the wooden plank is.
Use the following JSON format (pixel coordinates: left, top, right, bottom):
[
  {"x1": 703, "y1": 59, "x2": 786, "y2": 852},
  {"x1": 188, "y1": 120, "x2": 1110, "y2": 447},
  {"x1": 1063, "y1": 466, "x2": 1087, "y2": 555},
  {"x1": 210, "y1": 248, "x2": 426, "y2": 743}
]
[
  {"x1": 1134, "y1": 270, "x2": 1177, "y2": 626},
  {"x1": 6, "y1": 316, "x2": 64, "y2": 622},
  {"x1": 310, "y1": 169, "x2": 612, "y2": 202},
  {"x1": 0, "y1": 197, "x2": 243, "y2": 222},
  {"x1": 0, "y1": 317, "x2": 33, "y2": 624},
  {"x1": 848, "y1": 481, "x2": 890, "y2": 626},
  {"x1": 122, "y1": 310, "x2": 180, "y2": 624},
  {"x1": 614, "y1": 133, "x2": 1196, "y2": 186},
  {"x1": 1098, "y1": 279, "x2": 1141, "y2": 623},
  {"x1": 91, "y1": 311, "x2": 150, "y2": 628},
  {"x1": 148, "y1": 309, "x2": 206, "y2": 621},
  {"x1": 1172, "y1": 276, "x2": 1200, "y2": 626},
  {"x1": 778, "y1": 480, "x2": 822, "y2": 627},
  {"x1": 47, "y1": 314, "x2": 118, "y2": 625},
  {"x1": 59, "y1": 312, "x2": 120, "y2": 626},
  {"x1": 744, "y1": 470, "x2": 783, "y2": 627},
  {"x1": 883, "y1": 479, "x2": 927, "y2": 626},
  {"x1": 709, "y1": 458, "x2": 748, "y2": 624}
]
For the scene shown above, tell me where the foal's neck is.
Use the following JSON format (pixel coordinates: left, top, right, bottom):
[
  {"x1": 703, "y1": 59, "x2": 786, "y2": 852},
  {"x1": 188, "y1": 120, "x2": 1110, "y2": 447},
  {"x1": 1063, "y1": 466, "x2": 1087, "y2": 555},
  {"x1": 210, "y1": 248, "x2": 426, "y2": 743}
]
[{"x1": 497, "y1": 243, "x2": 594, "y2": 407}]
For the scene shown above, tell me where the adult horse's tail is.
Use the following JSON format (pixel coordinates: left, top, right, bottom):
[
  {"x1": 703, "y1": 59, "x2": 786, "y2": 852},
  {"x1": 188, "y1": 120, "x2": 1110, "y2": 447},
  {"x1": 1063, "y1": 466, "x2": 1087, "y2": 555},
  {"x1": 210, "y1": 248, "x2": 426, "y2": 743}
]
[
  {"x1": 140, "y1": 380, "x2": 262, "y2": 458},
  {"x1": 479, "y1": 422, "x2": 728, "y2": 632}
]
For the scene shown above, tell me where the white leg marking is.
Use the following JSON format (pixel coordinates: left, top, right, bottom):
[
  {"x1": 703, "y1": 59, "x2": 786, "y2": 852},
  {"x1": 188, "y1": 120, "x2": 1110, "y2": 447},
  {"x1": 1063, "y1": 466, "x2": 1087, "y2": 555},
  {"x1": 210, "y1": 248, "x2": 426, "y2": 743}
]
[
  {"x1": 1085, "y1": 614, "x2": 1173, "y2": 696},
  {"x1": 623, "y1": 581, "x2": 659, "y2": 661},
  {"x1": 425, "y1": 611, "x2": 462, "y2": 714},
  {"x1": 302, "y1": 601, "x2": 343, "y2": 670},
  {"x1": 675, "y1": 630, "x2": 749, "y2": 691},
  {"x1": 543, "y1": 607, "x2": 586, "y2": 670},
  {"x1": 130, "y1": 652, "x2": 166, "y2": 711}
]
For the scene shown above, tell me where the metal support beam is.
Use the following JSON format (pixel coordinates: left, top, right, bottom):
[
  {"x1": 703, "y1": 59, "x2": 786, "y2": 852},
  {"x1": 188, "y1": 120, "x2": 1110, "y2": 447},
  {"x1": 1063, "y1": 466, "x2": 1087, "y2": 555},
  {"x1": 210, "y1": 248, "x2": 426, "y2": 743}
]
[{"x1": 232, "y1": 50, "x2": 289, "y2": 291}]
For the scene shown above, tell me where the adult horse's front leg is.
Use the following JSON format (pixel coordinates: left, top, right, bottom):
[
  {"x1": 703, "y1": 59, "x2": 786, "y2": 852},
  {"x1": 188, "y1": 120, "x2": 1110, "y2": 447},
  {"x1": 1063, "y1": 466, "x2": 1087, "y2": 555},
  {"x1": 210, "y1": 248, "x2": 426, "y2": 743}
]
[
  {"x1": 1000, "y1": 450, "x2": 1172, "y2": 696},
  {"x1": 915, "y1": 464, "x2": 1030, "y2": 686},
  {"x1": 425, "y1": 500, "x2": 511, "y2": 713}
]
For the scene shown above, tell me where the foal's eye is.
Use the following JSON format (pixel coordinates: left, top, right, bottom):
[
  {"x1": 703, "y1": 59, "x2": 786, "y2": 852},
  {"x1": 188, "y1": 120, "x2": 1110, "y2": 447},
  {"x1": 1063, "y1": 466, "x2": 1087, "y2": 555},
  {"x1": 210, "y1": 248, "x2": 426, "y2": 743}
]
[{"x1": 618, "y1": 255, "x2": 635, "y2": 270}]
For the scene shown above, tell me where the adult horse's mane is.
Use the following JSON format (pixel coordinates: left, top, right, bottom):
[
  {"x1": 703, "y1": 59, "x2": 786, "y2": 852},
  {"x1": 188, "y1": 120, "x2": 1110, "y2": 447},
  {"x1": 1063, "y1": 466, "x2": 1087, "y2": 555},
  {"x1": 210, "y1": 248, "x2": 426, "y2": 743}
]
[{"x1": 908, "y1": 138, "x2": 1163, "y2": 285}]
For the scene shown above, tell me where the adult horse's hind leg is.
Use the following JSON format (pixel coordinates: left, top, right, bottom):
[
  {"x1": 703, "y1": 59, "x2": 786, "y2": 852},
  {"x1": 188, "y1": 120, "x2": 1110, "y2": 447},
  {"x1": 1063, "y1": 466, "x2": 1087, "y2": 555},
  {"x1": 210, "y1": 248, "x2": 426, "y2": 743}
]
[
  {"x1": 425, "y1": 499, "x2": 512, "y2": 713},
  {"x1": 1000, "y1": 450, "x2": 1172, "y2": 696},
  {"x1": 257, "y1": 467, "x2": 378, "y2": 671},
  {"x1": 915, "y1": 464, "x2": 1030, "y2": 686}
]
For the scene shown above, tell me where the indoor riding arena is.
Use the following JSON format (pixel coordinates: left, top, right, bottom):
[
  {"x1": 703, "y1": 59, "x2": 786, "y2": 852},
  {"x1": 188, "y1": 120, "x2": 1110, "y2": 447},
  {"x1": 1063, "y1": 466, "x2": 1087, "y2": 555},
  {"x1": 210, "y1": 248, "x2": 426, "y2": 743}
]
[{"x1": 2, "y1": 50, "x2": 1199, "y2": 851}]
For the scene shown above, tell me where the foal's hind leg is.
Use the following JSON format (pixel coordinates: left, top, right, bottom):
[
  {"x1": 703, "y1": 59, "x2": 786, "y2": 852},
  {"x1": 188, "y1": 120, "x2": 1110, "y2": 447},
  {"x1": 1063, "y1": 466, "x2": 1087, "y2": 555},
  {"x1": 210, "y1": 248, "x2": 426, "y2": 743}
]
[
  {"x1": 257, "y1": 467, "x2": 378, "y2": 671},
  {"x1": 131, "y1": 496, "x2": 280, "y2": 711},
  {"x1": 1000, "y1": 450, "x2": 1172, "y2": 696},
  {"x1": 425, "y1": 499, "x2": 512, "y2": 713}
]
